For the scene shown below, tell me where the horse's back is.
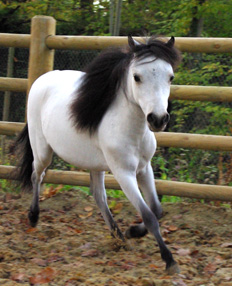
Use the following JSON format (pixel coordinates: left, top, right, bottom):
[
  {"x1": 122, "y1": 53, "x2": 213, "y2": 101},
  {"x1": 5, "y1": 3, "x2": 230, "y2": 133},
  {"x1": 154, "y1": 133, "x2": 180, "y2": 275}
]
[
  {"x1": 28, "y1": 70, "x2": 84, "y2": 108},
  {"x1": 27, "y1": 70, "x2": 84, "y2": 132}
]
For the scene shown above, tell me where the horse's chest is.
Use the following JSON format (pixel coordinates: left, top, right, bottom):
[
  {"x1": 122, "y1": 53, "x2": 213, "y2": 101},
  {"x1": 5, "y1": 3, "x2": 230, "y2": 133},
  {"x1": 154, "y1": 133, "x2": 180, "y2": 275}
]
[{"x1": 137, "y1": 134, "x2": 157, "y2": 169}]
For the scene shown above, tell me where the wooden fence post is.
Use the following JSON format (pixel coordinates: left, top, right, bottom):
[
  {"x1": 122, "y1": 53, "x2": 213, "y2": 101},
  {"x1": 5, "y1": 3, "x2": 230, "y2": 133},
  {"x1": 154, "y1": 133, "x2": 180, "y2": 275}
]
[
  {"x1": 3, "y1": 47, "x2": 15, "y2": 121},
  {"x1": 27, "y1": 16, "x2": 56, "y2": 116}
]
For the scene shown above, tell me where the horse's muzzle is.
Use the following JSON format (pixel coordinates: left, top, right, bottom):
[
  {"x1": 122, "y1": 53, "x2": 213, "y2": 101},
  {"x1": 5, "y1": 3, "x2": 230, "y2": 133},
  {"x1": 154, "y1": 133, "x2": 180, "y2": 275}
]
[{"x1": 147, "y1": 112, "x2": 170, "y2": 132}]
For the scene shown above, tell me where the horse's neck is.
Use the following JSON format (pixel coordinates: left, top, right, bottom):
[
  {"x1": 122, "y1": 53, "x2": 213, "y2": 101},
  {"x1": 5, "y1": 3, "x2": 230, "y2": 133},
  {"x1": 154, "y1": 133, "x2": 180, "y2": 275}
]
[{"x1": 107, "y1": 88, "x2": 148, "y2": 138}]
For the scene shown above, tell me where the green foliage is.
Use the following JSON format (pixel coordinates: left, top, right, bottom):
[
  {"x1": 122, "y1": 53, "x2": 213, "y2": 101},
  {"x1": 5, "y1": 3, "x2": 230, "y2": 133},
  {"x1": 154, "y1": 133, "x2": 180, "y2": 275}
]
[{"x1": 1, "y1": 0, "x2": 232, "y2": 36}]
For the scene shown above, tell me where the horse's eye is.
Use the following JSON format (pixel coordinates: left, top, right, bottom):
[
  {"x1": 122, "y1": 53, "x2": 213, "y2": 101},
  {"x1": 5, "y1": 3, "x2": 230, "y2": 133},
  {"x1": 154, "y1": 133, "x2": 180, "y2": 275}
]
[
  {"x1": 134, "y1": 74, "x2": 141, "y2": 83},
  {"x1": 170, "y1": 75, "x2": 174, "y2": 82}
]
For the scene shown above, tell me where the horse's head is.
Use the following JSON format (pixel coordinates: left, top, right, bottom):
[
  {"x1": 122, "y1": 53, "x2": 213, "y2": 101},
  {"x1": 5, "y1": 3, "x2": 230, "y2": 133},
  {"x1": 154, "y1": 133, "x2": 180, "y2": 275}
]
[{"x1": 128, "y1": 36, "x2": 181, "y2": 132}]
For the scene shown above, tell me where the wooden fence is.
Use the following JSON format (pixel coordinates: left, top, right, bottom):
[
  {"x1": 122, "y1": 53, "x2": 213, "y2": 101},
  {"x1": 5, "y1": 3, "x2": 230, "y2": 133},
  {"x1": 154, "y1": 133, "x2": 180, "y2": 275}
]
[{"x1": 0, "y1": 15, "x2": 232, "y2": 201}]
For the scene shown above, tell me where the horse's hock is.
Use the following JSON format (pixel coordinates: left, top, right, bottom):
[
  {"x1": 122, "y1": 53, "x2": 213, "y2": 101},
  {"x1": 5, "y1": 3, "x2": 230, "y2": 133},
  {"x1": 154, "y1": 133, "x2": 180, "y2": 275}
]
[{"x1": 0, "y1": 15, "x2": 232, "y2": 201}]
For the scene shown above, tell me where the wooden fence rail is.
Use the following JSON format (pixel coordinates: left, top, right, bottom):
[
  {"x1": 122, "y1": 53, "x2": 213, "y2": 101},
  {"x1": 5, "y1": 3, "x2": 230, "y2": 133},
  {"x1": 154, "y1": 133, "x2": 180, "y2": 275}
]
[
  {"x1": 0, "y1": 78, "x2": 27, "y2": 92},
  {"x1": 1, "y1": 33, "x2": 232, "y2": 53},
  {"x1": 1, "y1": 78, "x2": 232, "y2": 102},
  {"x1": 1, "y1": 121, "x2": 232, "y2": 151},
  {"x1": 1, "y1": 165, "x2": 231, "y2": 201}
]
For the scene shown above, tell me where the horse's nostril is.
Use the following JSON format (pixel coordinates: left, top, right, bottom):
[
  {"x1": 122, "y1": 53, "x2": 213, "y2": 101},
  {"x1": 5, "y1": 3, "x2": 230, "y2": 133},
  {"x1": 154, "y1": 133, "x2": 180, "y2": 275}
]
[
  {"x1": 163, "y1": 113, "x2": 170, "y2": 124},
  {"x1": 147, "y1": 113, "x2": 155, "y2": 124},
  {"x1": 147, "y1": 112, "x2": 170, "y2": 130}
]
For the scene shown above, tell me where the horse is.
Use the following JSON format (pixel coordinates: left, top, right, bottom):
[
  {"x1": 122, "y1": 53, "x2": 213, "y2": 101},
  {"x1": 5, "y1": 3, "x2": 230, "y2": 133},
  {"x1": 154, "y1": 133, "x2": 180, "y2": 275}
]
[{"x1": 12, "y1": 35, "x2": 181, "y2": 274}]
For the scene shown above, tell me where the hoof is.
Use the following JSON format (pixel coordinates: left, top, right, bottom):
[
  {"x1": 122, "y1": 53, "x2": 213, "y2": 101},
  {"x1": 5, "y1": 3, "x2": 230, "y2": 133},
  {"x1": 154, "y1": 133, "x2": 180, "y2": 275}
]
[
  {"x1": 28, "y1": 210, "x2": 39, "y2": 227},
  {"x1": 166, "y1": 261, "x2": 180, "y2": 275},
  {"x1": 125, "y1": 224, "x2": 148, "y2": 239}
]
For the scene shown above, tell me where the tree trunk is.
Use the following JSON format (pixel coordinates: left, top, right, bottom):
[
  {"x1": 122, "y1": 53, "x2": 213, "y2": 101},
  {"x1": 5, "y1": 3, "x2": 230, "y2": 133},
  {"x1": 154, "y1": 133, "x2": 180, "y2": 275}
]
[
  {"x1": 189, "y1": 0, "x2": 205, "y2": 37},
  {"x1": 80, "y1": 0, "x2": 94, "y2": 33}
]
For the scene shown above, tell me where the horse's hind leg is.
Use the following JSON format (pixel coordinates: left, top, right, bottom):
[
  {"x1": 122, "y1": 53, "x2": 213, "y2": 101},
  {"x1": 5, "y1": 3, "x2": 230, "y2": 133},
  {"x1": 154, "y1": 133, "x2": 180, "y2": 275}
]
[
  {"x1": 29, "y1": 144, "x2": 53, "y2": 227},
  {"x1": 90, "y1": 171, "x2": 125, "y2": 243}
]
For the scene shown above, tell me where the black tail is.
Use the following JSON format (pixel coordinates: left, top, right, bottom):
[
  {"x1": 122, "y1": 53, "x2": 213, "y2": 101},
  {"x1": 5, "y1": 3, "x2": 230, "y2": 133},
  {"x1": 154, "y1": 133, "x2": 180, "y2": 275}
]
[{"x1": 10, "y1": 124, "x2": 34, "y2": 190}]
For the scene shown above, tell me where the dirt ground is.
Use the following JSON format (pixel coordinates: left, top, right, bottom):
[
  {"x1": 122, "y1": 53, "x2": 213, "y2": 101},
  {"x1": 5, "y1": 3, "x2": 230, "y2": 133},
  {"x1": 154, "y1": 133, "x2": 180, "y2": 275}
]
[{"x1": 0, "y1": 188, "x2": 232, "y2": 286}]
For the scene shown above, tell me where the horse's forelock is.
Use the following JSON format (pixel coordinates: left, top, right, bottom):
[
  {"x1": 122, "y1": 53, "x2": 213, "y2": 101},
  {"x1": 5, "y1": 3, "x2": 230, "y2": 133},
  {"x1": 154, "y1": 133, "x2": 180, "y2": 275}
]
[{"x1": 129, "y1": 37, "x2": 181, "y2": 70}]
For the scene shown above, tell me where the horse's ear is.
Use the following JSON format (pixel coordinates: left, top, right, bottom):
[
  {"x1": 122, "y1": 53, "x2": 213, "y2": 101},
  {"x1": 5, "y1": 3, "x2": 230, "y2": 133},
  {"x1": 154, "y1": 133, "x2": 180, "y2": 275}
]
[
  {"x1": 128, "y1": 35, "x2": 140, "y2": 49},
  {"x1": 166, "y1": 36, "x2": 175, "y2": 48}
]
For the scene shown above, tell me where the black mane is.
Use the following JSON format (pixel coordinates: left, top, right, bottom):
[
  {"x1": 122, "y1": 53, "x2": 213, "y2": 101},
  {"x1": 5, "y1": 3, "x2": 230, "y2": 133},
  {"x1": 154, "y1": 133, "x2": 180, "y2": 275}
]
[{"x1": 70, "y1": 36, "x2": 181, "y2": 134}]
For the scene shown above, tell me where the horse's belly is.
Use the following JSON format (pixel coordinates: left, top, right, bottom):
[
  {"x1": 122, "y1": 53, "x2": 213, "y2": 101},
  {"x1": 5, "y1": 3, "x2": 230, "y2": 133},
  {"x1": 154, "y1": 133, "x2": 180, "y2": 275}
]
[
  {"x1": 51, "y1": 136, "x2": 109, "y2": 171},
  {"x1": 42, "y1": 105, "x2": 109, "y2": 171}
]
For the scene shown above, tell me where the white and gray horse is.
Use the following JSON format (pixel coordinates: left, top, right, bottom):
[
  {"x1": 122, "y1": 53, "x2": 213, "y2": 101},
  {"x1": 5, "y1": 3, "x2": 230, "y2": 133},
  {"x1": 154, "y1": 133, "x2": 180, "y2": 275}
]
[{"x1": 12, "y1": 36, "x2": 181, "y2": 274}]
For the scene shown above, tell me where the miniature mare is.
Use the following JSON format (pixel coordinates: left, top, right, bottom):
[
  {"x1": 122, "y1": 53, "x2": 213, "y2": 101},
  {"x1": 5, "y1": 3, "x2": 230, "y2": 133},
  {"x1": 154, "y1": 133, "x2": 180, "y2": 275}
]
[{"x1": 12, "y1": 36, "x2": 181, "y2": 274}]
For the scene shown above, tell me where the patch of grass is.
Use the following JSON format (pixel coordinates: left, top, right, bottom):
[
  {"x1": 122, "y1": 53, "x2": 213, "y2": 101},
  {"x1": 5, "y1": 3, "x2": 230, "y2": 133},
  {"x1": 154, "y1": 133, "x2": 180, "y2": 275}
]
[
  {"x1": 0, "y1": 179, "x2": 20, "y2": 193},
  {"x1": 161, "y1": 195, "x2": 182, "y2": 203}
]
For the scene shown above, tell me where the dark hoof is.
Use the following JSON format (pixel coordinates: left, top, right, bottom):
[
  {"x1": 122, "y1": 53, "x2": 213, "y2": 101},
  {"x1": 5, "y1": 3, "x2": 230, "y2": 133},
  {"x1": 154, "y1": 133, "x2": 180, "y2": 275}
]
[
  {"x1": 166, "y1": 261, "x2": 180, "y2": 275},
  {"x1": 125, "y1": 224, "x2": 148, "y2": 239},
  {"x1": 28, "y1": 209, "x2": 39, "y2": 227}
]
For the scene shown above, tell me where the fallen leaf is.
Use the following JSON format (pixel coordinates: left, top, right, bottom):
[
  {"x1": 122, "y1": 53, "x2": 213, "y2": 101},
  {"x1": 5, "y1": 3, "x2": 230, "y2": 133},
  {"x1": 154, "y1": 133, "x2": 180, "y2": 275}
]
[
  {"x1": 47, "y1": 255, "x2": 64, "y2": 263},
  {"x1": 121, "y1": 261, "x2": 135, "y2": 270},
  {"x1": 73, "y1": 228, "x2": 83, "y2": 234},
  {"x1": 107, "y1": 260, "x2": 118, "y2": 266},
  {"x1": 163, "y1": 237, "x2": 171, "y2": 244},
  {"x1": 29, "y1": 267, "x2": 56, "y2": 284},
  {"x1": 67, "y1": 226, "x2": 82, "y2": 234},
  {"x1": 11, "y1": 273, "x2": 25, "y2": 282},
  {"x1": 94, "y1": 261, "x2": 105, "y2": 265},
  {"x1": 179, "y1": 223, "x2": 191, "y2": 229},
  {"x1": 172, "y1": 278, "x2": 187, "y2": 286},
  {"x1": 84, "y1": 206, "x2": 93, "y2": 212},
  {"x1": 176, "y1": 248, "x2": 191, "y2": 256},
  {"x1": 172, "y1": 214, "x2": 183, "y2": 220},
  {"x1": 160, "y1": 275, "x2": 171, "y2": 279},
  {"x1": 31, "y1": 258, "x2": 47, "y2": 266},
  {"x1": 204, "y1": 263, "x2": 217, "y2": 275},
  {"x1": 162, "y1": 228, "x2": 170, "y2": 236},
  {"x1": 221, "y1": 242, "x2": 232, "y2": 248},
  {"x1": 26, "y1": 227, "x2": 37, "y2": 233},
  {"x1": 190, "y1": 249, "x2": 199, "y2": 257},
  {"x1": 149, "y1": 264, "x2": 160, "y2": 269},
  {"x1": 133, "y1": 214, "x2": 143, "y2": 224},
  {"x1": 79, "y1": 242, "x2": 92, "y2": 249},
  {"x1": 168, "y1": 225, "x2": 178, "y2": 232},
  {"x1": 81, "y1": 249, "x2": 99, "y2": 257},
  {"x1": 78, "y1": 212, "x2": 93, "y2": 219},
  {"x1": 42, "y1": 185, "x2": 63, "y2": 199},
  {"x1": 111, "y1": 202, "x2": 123, "y2": 214}
]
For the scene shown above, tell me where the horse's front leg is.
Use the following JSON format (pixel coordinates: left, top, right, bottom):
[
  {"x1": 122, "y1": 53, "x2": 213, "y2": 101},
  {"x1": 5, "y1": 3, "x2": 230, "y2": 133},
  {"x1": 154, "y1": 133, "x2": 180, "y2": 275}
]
[
  {"x1": 126, "y1": 163, "x2": 162, "y2": 239},
  {"x1": 90, "y1": 171, "x2": 125, "y2": 244},
  {"x1": 111, "y1": 169, "x2": 179, "y2": 274},
  {"x1": 138, "y1": 163, "x2": 162, "y2": 218}
]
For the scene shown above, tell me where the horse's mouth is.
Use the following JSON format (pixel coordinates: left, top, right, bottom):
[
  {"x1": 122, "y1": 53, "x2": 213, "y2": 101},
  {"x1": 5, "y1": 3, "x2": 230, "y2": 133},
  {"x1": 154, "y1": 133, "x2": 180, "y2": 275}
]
[{"x1": 148, "y1": 123, "x2": 167, "y2": 132}]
